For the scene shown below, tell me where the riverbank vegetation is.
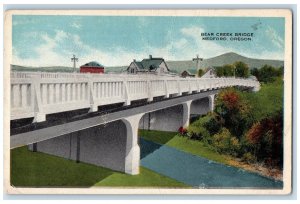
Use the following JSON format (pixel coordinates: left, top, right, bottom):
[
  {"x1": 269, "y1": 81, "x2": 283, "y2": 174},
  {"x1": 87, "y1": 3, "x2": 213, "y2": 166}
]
[{"x1": 184, "y1": 65, "x2": 283, "y2": 177}]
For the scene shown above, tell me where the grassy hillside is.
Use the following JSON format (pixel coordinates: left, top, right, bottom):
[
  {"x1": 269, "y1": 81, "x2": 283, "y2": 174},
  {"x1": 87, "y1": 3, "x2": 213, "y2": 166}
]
[
  {"x1": 239, "y1": 77, "x2": 283, "y2": 122},
  {"x1": 166, "y1": 52, "x2": 283, "y2": 74}
]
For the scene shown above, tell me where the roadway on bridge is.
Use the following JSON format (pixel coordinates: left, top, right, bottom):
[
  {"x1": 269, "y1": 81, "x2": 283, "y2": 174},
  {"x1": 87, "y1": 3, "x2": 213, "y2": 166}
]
[{"x1": 140, "y1": 138, "x2": 283, "y2": 188}]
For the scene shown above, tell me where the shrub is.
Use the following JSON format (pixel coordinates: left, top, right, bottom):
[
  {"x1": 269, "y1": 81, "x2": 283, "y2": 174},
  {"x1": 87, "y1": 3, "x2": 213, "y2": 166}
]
[
  {"x1": 187, "y1": 125, "x2": 210, "y2": 141},
  {"x1": 215, "y1": 88, "x2": 252, "y2": 138},
  {"x1": 242, "y1": 152, "x2": 256, "y2": 164},
  {"x1": 204, "y1": 114, "x2": 222, "y2": 135},
  {"x1": 211, "y1": 128, "x2": 240, "y2": 156},
  {"x1": 245, "y1": 111, "x2": 283, "y2": 167},
  {"x1": 178, "y1": 127, "x2": 187, "y2": 136}
]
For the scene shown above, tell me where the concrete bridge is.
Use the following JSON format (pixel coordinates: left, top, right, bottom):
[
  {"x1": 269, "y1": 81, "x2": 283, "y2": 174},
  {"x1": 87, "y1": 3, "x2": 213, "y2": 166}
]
[{"x1": 10, "y1": 71, "x2": 260, "y2": 175}]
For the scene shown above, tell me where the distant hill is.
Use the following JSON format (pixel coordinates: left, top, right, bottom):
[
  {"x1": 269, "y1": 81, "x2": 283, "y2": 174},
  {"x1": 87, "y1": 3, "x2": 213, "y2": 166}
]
[
  {"x1": 11, "y1": 65, "x2": 77, "y2": 72},
  {"x1": 11, "y1": 52, "x2": 283, "y2": 74},
  {"x1": 166, "y1": 52, "x2": 284, "y2": 74}
]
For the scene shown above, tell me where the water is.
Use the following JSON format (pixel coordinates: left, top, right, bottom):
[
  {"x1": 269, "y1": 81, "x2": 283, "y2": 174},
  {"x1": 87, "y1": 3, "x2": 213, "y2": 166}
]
[{"x1": 140, "y1": 138, "x2": 283, "y2": 189}]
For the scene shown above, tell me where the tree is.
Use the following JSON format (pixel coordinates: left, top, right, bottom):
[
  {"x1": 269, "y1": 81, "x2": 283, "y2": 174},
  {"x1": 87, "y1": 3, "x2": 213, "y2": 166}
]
[
  {"x1": 215, "y1": 66, "x2": 224, "y2": 77},
  {"x1": 222, "y1": 64, "x2": 235, "y2": 77},
  {"x1": 234, "y1": 61, "x2": 250, "y2": 78},
  {"x1": 250, "y1": 67, "x2": 259, "y2": 78},
  {"x1": 254, "y1": 65, "x2": 284, "y2": 83},
  {"x1": 197, "y1": 69, "x2": 204, "y2": 77},
  {"x1": 245, "y1": 110, "x2": 283, "y2": 167},
  {"x1": 215, "y1": 88, "x2": 252, "y2": 138}
]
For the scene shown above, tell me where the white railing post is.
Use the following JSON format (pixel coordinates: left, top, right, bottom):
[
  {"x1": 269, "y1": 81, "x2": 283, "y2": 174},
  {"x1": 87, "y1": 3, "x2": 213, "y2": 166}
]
[
  {"x1": 147, "y1": 79, "x2": 153, "y2": 102},
  {"x1": 197, "y1": 79, "x2": 201, "y2": 92},
  {"x1": 32, "y1": 75, "x2": 45, "y2": 123},
  {"x1": 188, "y1": 80, "x2": 192, "y2": 94},
  {"x1": 123, "y1": 79, "x2": 131, "y2": 105},
  {"x1": 164, "y1": 79, "x2": 169, "y2": 98},
  {"x1": 177, "y1": 79, "x2": 182, "y2": 96},
  {"x1": 88, "y1": 75, "x2": 97, "y2": 112}
]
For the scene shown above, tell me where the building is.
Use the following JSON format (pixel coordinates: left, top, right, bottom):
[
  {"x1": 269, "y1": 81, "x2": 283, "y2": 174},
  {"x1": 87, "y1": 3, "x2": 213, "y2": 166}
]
[
  {"x1": 181, "y1": 70, "x2": 196, "y2": 78},
  {"x1": 80, "y1": 61, "x2": 104, "y2": 74},
  {"x1": 201, "y1": 67, "x2": 216, "y2": 78},
  {"x1": 127, "y1": 55, "x2": 170, "y2": 75}
]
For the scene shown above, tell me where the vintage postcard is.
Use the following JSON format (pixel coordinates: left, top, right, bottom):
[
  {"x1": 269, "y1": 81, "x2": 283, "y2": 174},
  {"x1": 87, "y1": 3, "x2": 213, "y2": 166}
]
[{"x1": 4, "y1": 9, "x2": 292, "y2": 195}]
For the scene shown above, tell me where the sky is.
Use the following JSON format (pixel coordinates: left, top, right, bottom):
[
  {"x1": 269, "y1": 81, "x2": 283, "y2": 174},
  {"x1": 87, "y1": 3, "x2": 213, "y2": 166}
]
[{"x1": 12, "y1": 15, "x2": 285, "y2": 67}]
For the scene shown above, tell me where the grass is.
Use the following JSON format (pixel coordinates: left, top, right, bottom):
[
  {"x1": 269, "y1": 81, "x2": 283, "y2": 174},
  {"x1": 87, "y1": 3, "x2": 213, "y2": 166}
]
[
  {"x1": 94, "y1": 168, "x2": 188, "y2": 187},
  {"x1": 138, "y1": 129, "x2": 176, "y2": 144},
  {"x1": 139, "y1": 129, "x2": 233, "y2": 165},
  {"x1": 11, "y1": 146, "x2": 187, "y2": 187},
  {"x1": 239, "y1": 78, "x2": 283, "y2": 121}
]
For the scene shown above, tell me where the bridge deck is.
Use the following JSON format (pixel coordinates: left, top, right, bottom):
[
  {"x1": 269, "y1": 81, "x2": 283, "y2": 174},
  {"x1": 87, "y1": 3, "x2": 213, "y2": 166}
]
[
  {"x1": 10, "y1": 72, "x2": 260, "y2": 122},
  {"x1": 11, "y1": 90, "x2": 219, "y2": 149}
]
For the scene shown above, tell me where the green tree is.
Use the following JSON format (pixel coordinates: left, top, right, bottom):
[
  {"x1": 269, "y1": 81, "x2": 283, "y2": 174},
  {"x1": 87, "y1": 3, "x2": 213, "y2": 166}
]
[
  {"x1": 253, "y1": 65, "x2": 283, "y2": 83},
  {"x1": 197, "y1": 69, "x2": 204, "y2": 77},
  {"x1": 250, "y1": 67, "x2": 259, "y2": 79},
  {"x1": 222, "y1": 64, "x2": 235, "y2": 77},
  {"x1": 215, "y1": 66, "x2": 224, "y2": 77},
  {"x1": 234, "y1": 61, "x2": 250, "y2": 78}
]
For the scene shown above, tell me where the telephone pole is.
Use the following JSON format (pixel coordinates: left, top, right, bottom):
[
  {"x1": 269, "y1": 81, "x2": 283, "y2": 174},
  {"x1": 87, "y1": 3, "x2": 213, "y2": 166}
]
[
  {"x1": 193, "y1": 54, "x2": 203, "y2": 77},
  {"x1": 71, "y1": 54, "x2": 78, "y2": 72}
]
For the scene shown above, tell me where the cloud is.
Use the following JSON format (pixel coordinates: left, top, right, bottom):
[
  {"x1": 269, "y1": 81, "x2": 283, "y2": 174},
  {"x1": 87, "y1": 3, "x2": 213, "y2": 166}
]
[
  {"x1": 246, "y1": 50, "x2": 284, "y2": 60},
  {"x1": 13, "y1": 25, "x2": 284, "y2": 67},
  {"x1": 265, "y1": 26, "x2": 284, "y2": 49},
  {"x1": 12, "y1": 30, "x2": 146, "y2": 67},
  {"x1": 70, "y1": 21, "x2": 82, "y2": 29}
]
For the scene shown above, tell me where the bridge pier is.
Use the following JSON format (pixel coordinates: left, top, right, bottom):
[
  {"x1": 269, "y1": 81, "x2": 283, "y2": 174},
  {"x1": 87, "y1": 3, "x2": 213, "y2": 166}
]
[
  {"x1": 139, "y1": 104, "x2": 187, "y2": 132},
  {"x1": 208, "y1": 94, "x2": 215, "y2": 112},
  {"x1": 182, "y1": 101, "x2": 192, "y2": 128},
  {"x1": 28, "y1": 114, "x2": 144, "y2": 175},
  {"x1": 122, "y1": 114, "x2": 143, "y2": 175}
]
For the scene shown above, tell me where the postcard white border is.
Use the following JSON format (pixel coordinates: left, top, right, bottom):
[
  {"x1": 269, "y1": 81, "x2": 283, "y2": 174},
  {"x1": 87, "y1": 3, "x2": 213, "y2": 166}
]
[{"x1": 3, "y1": 9, "x2": 293, "y2": 195}]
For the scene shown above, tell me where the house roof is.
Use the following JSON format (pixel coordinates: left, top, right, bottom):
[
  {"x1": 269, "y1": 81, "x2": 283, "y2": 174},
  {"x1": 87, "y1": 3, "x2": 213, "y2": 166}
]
[
  {"x1": 181, "y1": 70, "x2": 196, "y2": 76},
  {"x1": 81, "y1": 61, "x2": 104, "y2": 67},
  {"x1": 140, "y1": 58, "x2": 165, "y2": 70},
  {"x1": 129, "y1": 57, "x2": 169, "y2": 71}
]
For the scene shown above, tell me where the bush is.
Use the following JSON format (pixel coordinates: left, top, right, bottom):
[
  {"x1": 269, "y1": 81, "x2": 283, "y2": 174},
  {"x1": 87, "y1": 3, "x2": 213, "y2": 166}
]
[
  {"x1": 204, "y1": 114, "x2": 223, "y2": 135},
  {"x1": 178, "y1": 127, "x2": 187, "y2": 136},
  {"x1": 245, "y1": 111, "x2": 283, "y2": 167},
  {"x1": 211, "y1": 128, "x2": 240, "y2": 156},
  {"x1": 187, "y1": 125, "x2": 210, "y2": 141},
  {"x1": 242, "y1": 152, "x2": 256, "y2": 164},
  {"x1": 215, "y1": 88, "x2": 252, "y2": 137}
]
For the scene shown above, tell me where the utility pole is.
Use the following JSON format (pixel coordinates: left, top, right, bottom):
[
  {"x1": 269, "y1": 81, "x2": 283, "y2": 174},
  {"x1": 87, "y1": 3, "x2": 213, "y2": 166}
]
[
  {"x1": 71, "y1": 54, "x2": 78, "y2": 73},
  {"x1": 193, "y1": 54, "x2": 203, "y2": 77}
]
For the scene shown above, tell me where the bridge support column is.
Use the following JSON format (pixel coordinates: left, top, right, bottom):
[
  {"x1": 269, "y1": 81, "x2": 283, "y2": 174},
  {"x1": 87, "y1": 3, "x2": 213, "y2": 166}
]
[
  {"x1": 182, "y1": 100, "x2": 192, "y2": 128},
  {"x1": 122, "y1": 114, "x2": 143, "y2": 175},
  {"x1": 208, "y1": 94, "x2": 215, "y2": 112}
]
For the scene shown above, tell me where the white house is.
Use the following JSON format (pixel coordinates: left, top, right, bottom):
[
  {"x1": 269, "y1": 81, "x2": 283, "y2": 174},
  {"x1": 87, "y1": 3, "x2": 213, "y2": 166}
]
[
  {"x1": 201, "y1": 67, "x2": 216, "y2": 78},
  {"x1": 127, "y1": 55, "x2": 170, "y2": 75}
]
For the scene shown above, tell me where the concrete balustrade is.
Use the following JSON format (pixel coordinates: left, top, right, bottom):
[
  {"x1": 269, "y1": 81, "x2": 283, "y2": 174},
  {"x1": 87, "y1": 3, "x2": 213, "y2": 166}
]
[{"x1": 10, "y1": 72, "x2": 260, "y2": 122}]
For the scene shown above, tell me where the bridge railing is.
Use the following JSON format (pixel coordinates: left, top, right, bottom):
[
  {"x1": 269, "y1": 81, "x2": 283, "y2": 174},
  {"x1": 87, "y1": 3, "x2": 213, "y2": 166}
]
[{"x1": 10, "y1": 72, "x2": 260, "y2": 121}]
